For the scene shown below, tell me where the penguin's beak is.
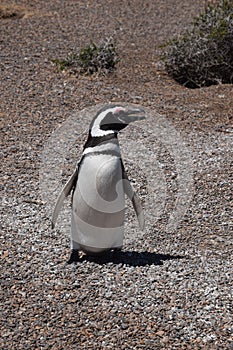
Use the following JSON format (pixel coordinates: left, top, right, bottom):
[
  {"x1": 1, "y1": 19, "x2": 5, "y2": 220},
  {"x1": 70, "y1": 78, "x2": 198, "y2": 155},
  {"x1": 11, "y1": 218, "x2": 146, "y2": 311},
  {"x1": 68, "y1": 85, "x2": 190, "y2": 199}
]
[{"x1": 121, "y1": 108, "x2": 145, "y2": 124}]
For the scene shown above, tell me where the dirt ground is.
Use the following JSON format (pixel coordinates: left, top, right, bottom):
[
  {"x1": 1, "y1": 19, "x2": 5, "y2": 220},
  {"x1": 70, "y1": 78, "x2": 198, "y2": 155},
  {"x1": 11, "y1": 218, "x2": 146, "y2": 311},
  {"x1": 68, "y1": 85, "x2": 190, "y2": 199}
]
[{"x1": 1, "y1": 1, "x2": 232, "y2": 349}]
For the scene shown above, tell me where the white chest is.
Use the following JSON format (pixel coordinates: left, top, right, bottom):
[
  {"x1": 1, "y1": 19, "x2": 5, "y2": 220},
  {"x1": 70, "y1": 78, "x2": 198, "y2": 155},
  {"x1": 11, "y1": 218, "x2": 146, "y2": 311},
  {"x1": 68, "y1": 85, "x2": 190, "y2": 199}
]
[{"x1": 77, "y1": 154, "x2": 124, "y2": 207}]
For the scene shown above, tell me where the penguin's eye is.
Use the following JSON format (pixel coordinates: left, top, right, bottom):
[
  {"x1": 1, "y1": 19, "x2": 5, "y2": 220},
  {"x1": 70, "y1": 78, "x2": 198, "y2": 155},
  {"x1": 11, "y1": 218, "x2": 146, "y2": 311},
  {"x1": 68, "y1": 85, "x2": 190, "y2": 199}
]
[{"x1": 114, "y1": 107, "x2": 126, "y2": 115}]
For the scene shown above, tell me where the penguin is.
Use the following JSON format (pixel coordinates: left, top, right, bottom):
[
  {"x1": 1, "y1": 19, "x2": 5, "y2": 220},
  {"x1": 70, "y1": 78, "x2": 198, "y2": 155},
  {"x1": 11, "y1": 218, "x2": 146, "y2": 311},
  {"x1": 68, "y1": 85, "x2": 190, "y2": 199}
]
[{"x1": 52, "y1": 105, "x2": 145, "y2": 261}]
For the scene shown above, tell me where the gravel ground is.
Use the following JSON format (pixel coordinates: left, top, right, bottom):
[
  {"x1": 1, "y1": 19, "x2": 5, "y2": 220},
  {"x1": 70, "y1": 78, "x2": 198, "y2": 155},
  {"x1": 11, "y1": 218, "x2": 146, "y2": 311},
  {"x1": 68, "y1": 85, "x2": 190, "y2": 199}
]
[{"x1": 1, "y1": 1, "x2": 232, "y2": 349}]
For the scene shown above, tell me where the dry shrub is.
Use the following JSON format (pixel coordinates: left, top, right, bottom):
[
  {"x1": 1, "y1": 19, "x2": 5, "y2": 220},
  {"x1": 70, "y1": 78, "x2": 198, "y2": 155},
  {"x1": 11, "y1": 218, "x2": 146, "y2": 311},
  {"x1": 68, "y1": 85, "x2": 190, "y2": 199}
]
[
  {"x1": 163, "y1": 0, "x2": 233, "y2": 88},
  {"x1": 52, "y1": 37, "x2": 118, "y2": 76},
  {"x1": 0, "y1": 4, "x2": 27, "y2": 19}
]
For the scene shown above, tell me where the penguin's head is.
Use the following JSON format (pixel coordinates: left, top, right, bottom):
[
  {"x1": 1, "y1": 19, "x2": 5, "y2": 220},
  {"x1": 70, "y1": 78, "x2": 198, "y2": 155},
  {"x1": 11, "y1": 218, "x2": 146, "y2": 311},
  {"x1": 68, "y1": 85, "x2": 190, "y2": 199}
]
[{"x1": 90, "y1": 105, "x2": 145, "y2": 137}]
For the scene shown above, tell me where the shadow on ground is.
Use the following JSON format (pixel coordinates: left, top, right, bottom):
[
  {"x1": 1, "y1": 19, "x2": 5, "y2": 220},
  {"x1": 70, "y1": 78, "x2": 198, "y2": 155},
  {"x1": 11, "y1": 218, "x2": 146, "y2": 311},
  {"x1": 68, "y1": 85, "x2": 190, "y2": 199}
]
[{"x1": 68, "y1": 250, "x2": 186, "y2": 266}]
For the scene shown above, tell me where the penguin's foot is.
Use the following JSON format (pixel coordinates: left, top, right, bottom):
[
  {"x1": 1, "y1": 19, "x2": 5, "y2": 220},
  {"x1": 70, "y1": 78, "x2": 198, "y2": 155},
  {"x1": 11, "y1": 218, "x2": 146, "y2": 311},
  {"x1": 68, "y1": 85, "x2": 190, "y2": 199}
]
[{"x1": 67, "y1": 250, "x2": 80, "y2": 264}]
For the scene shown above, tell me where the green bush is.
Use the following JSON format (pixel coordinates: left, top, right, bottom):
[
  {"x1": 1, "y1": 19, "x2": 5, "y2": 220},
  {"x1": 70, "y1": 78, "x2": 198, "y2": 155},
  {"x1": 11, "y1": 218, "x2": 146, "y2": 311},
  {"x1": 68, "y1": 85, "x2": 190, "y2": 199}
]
[
  {"x1": 52, "y1": 37, "x2": 118, "y2": 75},
  {"x1": 163, "y1": 0, "x2": 233, "y2": 88}
]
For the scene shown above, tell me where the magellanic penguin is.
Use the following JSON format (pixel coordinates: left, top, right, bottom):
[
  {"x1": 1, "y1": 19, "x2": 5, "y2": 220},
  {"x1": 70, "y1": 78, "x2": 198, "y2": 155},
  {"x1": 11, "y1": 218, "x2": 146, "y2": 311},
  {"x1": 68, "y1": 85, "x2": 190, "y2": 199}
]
[{"x1": 52, "y1": 105, "x2": 145, "y2": 260}]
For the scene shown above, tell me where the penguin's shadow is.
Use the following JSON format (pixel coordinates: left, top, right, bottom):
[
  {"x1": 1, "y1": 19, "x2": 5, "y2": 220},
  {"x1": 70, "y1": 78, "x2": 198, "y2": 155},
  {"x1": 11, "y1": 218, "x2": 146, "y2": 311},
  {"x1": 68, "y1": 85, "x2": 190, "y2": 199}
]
[{"x1": 74, "y1": 250, "x2": 185, "y2": 266}]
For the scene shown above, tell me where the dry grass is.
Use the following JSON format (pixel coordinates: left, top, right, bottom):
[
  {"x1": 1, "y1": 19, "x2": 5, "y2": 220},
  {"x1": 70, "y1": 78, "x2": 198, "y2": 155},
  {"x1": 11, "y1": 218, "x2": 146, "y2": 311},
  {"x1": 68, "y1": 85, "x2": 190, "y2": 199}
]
[
  {"x1": 0, "y1": 4, "x2": 27, "y2": 19},
  {"x1": 0, "y1": 3, "x2": 52, "y2": 20}
]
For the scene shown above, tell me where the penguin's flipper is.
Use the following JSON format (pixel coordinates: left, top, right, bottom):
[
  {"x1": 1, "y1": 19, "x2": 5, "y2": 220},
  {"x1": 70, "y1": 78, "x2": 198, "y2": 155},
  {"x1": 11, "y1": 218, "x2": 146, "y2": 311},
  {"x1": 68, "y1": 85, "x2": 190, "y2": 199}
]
[
  {"x1": 51, "y1": 168, "x2": 79, "y2": 229},
  {"x1": 122, "y1": 171, "x2": 145, "y2": 231}
]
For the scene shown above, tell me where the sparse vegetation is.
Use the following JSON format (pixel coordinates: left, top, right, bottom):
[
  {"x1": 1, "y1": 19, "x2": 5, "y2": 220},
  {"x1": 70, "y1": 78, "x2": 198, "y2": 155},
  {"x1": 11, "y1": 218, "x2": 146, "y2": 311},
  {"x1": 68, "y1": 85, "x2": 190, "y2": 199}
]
[
  {"x1": 52, "y1": 37, "x2": 118, "y2": 75},
  {"x1": 0, "y1": 4, "x2": 26, "y2": 19},
  {"x1": 163, "y1": 0, "x2": 233, "y2": 88}
]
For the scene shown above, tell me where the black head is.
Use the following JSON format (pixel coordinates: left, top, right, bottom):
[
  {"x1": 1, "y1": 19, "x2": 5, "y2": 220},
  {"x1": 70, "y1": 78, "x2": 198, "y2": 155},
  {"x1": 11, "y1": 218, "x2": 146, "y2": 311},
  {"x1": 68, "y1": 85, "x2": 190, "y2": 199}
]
[{"x1": 90, "y1": 105, "x2": 145, "y2": 137}]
